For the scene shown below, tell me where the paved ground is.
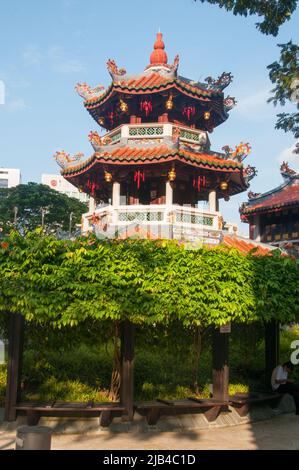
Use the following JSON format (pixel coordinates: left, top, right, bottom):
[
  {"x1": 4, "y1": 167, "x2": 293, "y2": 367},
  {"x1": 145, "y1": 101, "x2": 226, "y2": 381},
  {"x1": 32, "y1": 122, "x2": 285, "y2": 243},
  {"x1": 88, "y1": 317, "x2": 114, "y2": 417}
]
[{"x1": 1, "y1": 413, "x2": 299, "y2": 450}]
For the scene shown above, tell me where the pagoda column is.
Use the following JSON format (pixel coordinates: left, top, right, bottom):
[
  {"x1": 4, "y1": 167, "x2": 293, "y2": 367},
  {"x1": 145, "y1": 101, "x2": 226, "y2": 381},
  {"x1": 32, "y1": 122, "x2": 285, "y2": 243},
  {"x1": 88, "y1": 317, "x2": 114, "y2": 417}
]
[
  {"x1": 209, "y1": 190, "x2": 217, "y2": 212},
  {"x1": 166, "y1": 181, "x2": 173, "y2": 206},
  {"x1": 252, "y1": 215, "x2": 261, "y2": 241},
  {"x1": 89, "y1": 196, "x2": 96, "y2": 212},
  {"x1": 112, "y1": 181, "x2": 120, "y2": 207}
]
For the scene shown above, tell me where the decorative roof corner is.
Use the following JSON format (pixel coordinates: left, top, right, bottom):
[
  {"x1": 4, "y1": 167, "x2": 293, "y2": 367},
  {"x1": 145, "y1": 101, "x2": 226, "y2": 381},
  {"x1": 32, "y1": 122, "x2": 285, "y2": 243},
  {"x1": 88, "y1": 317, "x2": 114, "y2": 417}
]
[
  {"x1": 222, "y1": 142, "x2": 251, "y2": 163},
  {"x1": 75, "y1": 82, "x2": 105, "y2": 101},
  {"x1": 243, "y1": 165, "x2": 258, "y2": 186},
  {"x1": 204, "y1": 72, "x2": 233, "y2": 91},
  {"x1": 106, "y1": 59, "x2": 127, "y2": 81},
  {"x1": 280, "y1": 161, "x2": 297, "y2": 180},
  {"x1": 54, "y1": 150, "x2": 85, "y2": 169},
  {"x1": 248, "y1": 191, "x2": 261, "y2": 200},
  {"x1": 223, "y1": 95, "x2": 237, "y2": 112}
]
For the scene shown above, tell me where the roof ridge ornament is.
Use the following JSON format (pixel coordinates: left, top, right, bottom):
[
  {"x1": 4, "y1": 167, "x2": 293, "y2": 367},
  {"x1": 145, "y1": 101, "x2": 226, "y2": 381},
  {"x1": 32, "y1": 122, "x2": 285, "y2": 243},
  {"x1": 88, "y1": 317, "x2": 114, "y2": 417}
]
[
  {"x1": 150, "y1": 32, "x2": 168, "y2": 65},
  {"x1": 280, "y1": 161, "x2": 297, "y2": 180},
  {"x1": 75, "y1": 82, "x2": 105, "y2": 100},
  {"x1": 54, "y1": 150, "x2": 84, "y2": 169},
  {"x1": 106, "y1": 59, "x2": 127, "y2": 81},
  {"x1": 205, "y1": 72, "x2": 233, "y2": 90}
]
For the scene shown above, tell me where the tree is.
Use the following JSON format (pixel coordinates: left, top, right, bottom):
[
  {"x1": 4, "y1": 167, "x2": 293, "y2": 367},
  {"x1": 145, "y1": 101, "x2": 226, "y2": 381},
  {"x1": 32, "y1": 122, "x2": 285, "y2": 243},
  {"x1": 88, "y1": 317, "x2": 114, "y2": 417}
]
[
  {"x1": 0, "y1": 183, "x2": 87, "y2": 235},
  {"x1": 196, "y1": 1, "x2": 299, "y2": 149},
  {"x1": 197, "y1": 1, "x2": 297, "y2": 36},
  {"x1": 268, "y1": 41, "x2": 299, "y2": 153}
]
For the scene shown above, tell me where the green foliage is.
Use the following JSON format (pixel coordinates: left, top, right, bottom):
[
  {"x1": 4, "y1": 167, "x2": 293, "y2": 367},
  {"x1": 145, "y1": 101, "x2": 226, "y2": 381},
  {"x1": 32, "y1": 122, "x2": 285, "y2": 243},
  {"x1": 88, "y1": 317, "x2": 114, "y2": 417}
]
[
  {"x1": 0, "y1": 232, "x2": 298, "y2": 329},
  {"x1": 267, "y1": 41, "x2": 299, "y2": 151},
  {"x1": 196, "y1": 2, "x2": 298, "y2": 145},
  {"x1": 197, "y1": 1, "x2": 297, "y2": 36},
  {"x1": 0, "y1": 183, "x2": 87, "y2": 234},
  {"x1": 0, "y1": 365, "x2": 6, "y2": 406}
]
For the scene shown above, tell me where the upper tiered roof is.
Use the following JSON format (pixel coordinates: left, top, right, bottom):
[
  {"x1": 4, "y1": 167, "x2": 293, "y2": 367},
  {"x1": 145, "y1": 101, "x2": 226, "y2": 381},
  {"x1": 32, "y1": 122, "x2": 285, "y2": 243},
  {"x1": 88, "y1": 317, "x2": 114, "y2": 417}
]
[{"x1": 75, "y1": 32, "x2": 236, "y2": 132}]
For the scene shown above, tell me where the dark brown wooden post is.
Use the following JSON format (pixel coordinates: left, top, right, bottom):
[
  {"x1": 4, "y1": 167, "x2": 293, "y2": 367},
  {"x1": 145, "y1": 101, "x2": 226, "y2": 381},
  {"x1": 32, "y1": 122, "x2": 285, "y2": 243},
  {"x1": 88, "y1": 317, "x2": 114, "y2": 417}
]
[
  {"x1": 265, "y1": 320, "x2": 279, "y2": 387},
  {"x1": 120, "y1": 320, "x2": 135, "y2": 421},
  {"x1": 212, "y1": 328, "x2": 229, "y2": 401},
  {"x1": 4, "y1": 313, "x2": 25, "y2": 421}
]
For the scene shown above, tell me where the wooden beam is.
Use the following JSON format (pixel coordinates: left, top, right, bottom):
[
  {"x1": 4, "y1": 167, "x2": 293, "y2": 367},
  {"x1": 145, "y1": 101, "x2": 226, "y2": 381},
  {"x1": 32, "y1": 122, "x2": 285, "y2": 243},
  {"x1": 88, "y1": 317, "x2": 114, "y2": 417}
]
[
  {"x1": 120, "y1": 321, "x2": 135, "y2": 421},
  {"x1": 4, "y1": 313, "x2": 25, "y2": 422},
  {"x1": 265, "y1": 320, "x2": 279, "y2": 387},
  {"x1": 212, "y1": 328, "x2": 229, "y2": 401}
]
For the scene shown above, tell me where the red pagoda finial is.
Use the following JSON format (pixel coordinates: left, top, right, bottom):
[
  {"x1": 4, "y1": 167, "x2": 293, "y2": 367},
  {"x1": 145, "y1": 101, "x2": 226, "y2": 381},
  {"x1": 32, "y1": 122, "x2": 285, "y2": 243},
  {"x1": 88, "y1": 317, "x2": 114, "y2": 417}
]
[{"x1": 150, "y1": 32, "x2": 168, "y2": 65}]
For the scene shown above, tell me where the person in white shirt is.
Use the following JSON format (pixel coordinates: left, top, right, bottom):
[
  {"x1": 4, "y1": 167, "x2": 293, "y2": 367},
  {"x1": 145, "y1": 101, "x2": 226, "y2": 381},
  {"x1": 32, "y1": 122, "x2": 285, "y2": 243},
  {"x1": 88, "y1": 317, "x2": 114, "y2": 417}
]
[{"x1": 271, "y1": 361, "x2": 299, "y2": 415}]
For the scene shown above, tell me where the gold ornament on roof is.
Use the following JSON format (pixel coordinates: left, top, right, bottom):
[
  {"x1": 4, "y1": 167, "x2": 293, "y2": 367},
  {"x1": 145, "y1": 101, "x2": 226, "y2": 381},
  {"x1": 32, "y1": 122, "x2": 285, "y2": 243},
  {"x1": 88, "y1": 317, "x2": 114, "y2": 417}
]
[{"x1": 119, "y1": 99, "x2": 128, "y2": 113}]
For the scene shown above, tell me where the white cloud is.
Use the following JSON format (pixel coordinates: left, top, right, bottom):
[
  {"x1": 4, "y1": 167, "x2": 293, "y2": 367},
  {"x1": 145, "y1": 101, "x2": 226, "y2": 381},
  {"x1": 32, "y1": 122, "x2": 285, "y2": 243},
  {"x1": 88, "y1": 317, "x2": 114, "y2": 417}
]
[
  {"x1": 6, "y1": 98, "x2": 28, "y2": 112},
  {"x1": 53, "y1": 59, "x2": 85, "y2": 74},
  {"x1": 234, "y1": 89, "x2": 272, "y2": 120},
  {"x1": 277, "y1": 144, "x2": 299, "y2": 170},
  {"x1": 23, "y1": 46, "x2": 42, "y2": 66},
  {"x1": 48, "y1": 46, "x2": 85, "y2": 74}
]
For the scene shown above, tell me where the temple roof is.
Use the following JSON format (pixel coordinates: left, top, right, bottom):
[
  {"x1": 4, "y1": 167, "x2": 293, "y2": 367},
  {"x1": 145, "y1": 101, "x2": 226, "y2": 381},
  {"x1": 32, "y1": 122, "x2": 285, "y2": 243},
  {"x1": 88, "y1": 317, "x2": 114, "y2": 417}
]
[
  {"x1": 61, "y1": 145, "x2": 243, "y2": 177},
  {"x1": 222, "y1": 235, "x2": 275, "y2": 255},
  {"x1": 74, "y1": 33, "x2": 235, "y2": 131},
  {"x1": 240, "y1": 167, "x2": 299, "y2": 218}
]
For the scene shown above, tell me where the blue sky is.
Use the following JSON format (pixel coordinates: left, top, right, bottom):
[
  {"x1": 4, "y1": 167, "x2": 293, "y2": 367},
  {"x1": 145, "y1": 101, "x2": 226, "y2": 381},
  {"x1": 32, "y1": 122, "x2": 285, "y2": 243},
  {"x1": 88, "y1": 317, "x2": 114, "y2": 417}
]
[{"x1": 0, "y1": 0, "x2": 298, "y2": 234}]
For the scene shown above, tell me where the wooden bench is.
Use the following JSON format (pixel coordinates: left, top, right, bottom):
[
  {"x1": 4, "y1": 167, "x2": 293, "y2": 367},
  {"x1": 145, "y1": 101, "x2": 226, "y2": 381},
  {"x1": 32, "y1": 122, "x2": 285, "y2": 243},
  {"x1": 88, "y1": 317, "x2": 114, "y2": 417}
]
[
  {"x1": 14, "y1": 401, "x2": 126, "y2": 427},
  {"x1": 229, "y1": 392, "x2": 284, "y2": 417},
  {"x1": 135, "y1": 398, "x2": 228, "y2": 425}
]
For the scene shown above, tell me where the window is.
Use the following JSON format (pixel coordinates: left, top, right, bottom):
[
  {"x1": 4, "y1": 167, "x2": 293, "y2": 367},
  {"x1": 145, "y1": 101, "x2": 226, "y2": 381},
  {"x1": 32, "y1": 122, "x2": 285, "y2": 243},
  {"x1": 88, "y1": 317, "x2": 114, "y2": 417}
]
[{"x1": 0, "y1": 179, "x2": 8, "y2": 188}]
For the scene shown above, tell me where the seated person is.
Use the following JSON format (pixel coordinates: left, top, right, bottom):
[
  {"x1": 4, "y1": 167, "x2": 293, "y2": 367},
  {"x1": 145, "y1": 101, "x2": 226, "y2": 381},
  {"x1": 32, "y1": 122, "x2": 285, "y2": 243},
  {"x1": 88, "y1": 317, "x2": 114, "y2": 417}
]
[{"x1": 271, "y1": 361, "x2": 299, "y2": 415}]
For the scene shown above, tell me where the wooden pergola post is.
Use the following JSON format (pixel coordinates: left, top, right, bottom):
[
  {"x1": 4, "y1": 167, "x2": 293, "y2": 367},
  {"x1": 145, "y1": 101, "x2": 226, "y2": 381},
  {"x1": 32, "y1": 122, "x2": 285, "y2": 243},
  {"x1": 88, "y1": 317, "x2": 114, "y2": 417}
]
[
  {"x1": 212, "y1": 328, "x2": 229, "y2": 401},
  {"x1": 120, "y1": 320, "x2": 135, "y2": 421},
  {"x1": 4, "y1": 313, "x2": 25, "y2": 422},
  {"x1": 265, "y1": 320, "x2": 279, "y2": 387}
]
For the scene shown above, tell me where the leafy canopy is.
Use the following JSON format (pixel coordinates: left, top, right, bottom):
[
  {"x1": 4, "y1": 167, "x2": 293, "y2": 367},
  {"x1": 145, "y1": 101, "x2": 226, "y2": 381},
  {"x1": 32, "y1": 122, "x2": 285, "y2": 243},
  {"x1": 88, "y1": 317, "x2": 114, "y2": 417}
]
[
  {"x1": 0, "y1": 183, "x2": 87, "y2": 235},
  {"x1": 196, "y1": 1, "x2": 299, "y2": 150},
  {"x1": 0, "y1": 231, "x2": 298, "y2": 329},
  {"x1": 197, "y1": 1, "x2": 297, "y2": 36}
]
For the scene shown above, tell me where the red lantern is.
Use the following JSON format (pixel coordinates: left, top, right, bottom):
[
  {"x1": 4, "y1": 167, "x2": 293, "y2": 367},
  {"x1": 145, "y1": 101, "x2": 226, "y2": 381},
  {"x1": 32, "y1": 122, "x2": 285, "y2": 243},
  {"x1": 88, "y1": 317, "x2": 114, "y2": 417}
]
[
  {"x1": 140, "y1": 99, "x2": 152, "y2": 117},
  {"x1": 107, "y1": 110, "x2": 115, "y2": 126},
  {"x1": 192, "y1": 175, "x2": 206, "y2": 191},
  {"x1": 134, "y1": 170, "x2": 145, "y2": 189},
  {"x1": 182, "y1": 105, "x2": 196, "y2": 120}
]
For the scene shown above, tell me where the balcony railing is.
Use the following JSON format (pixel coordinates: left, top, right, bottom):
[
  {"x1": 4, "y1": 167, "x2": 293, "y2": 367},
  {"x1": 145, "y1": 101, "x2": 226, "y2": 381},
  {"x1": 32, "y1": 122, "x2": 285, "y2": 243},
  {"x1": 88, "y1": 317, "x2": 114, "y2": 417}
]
[
  {"x1": 105, "y1": 123, "x2": 210, "y2": 149},
  {"x1": 82, "y1": 204, "x2": 222, "y2": 242}
]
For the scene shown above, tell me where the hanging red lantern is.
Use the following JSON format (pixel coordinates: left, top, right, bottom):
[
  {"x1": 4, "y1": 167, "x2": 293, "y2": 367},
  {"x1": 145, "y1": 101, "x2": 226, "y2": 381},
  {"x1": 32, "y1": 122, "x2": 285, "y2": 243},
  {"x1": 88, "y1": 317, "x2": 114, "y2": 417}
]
[
  {"x1": 140, "y1": 98, "x2": 153, "y2": 117},
  {"x1": 107, "y1": 110, "x2": 115, "y2": 126},
  {"x1": 134, "y1": 170, "x2": 145, "y2": 189},
  {"x1": 192, "y1": 175, "x2": 206, "y2": 191},
  {"x1": 182, "y1": 105, "x2": 196, "y2": 120}
]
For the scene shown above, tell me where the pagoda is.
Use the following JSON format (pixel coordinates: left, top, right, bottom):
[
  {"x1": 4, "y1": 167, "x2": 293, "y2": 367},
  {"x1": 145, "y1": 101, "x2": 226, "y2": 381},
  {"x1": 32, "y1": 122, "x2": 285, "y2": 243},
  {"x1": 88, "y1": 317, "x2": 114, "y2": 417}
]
[
  {"x1": 240, "y1": 162, "x2": 299, "y2": 253},
  {"x1": 55, "y1": 33, "x2": 256, "y2": 242}
]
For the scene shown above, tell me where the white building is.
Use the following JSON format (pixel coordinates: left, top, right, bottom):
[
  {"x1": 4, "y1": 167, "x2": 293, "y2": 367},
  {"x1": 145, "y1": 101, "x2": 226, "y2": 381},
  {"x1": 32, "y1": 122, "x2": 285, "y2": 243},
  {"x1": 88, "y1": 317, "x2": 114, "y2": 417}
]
[
  {"x1": 0, "y1": 168, "x2": 21, "y2": 189},
  {"x1": 41, "y1": 174, "x2": 89, "y2": 203}
]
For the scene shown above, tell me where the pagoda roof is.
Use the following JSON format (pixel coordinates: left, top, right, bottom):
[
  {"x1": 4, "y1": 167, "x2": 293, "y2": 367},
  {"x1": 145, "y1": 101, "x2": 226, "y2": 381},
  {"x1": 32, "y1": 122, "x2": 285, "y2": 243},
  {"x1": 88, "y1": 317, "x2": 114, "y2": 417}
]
[
  {"x1": 240, "y1": 171, "x2": 299, "y2": 218},
  {"x1": 61, "y1": 145, "x2": 243, "y2": 177},
  {"x1": 74, "y1": 33, "x2": 235, "y2": 130},
  {"x1": 84, "y1": 73, "x2": 223, "y2": 109}
]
